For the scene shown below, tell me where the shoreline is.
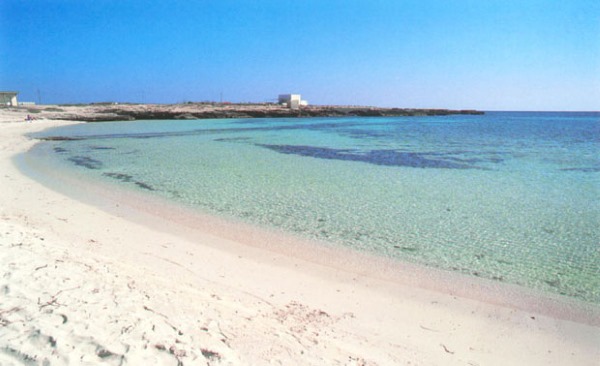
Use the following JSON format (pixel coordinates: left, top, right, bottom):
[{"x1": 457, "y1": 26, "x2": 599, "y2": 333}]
[
  {"x1": 1, "y1": 111, "x2": 599, "y2": 365},
  {"x1": 18, "y1": 138, "x2": 600, "y2": 325}
]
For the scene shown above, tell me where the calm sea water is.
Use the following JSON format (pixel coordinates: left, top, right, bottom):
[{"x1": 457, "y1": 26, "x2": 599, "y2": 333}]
[{"x1": 31, "y1": 112, "x2": 600, "y2": 303}]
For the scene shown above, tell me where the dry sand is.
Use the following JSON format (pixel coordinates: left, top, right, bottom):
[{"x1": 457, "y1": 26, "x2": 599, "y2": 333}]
[{"x1": 1, "y1": 107, "x2": 599, "y2": 365}]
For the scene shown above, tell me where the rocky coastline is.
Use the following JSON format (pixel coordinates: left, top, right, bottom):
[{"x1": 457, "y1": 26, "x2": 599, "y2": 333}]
[{"x1": 11, "y1": 102, "x2": 483, "y2": 122}]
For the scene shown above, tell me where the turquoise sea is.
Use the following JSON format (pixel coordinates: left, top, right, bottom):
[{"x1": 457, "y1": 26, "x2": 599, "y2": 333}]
[{"x1": 30, "y1": 112, "x2": 599, "y2": 303}]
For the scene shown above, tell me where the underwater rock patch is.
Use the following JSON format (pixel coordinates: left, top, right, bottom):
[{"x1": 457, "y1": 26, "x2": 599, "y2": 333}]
[
  {"x1": 68, "y1": 156, "x2": 102, "y2": 169},
  {"x1": 257, "y1": 144, "x2": 483, "y2": 169}
]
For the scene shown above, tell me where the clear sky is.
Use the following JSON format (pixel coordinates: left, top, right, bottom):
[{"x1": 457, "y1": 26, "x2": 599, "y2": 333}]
[{"x1": 1, "y1": 1, "x2": 599, "y2": 110}]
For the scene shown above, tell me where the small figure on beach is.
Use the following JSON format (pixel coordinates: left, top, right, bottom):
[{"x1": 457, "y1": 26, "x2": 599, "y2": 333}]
[{"x1": 25, "y1": 114, "x2": 33, "y2": 122}]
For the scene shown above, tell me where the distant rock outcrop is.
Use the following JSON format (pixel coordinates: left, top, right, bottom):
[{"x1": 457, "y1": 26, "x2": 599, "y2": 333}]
[{"x1": 22, "y1": 103, "x2": 484, "y2": 122}]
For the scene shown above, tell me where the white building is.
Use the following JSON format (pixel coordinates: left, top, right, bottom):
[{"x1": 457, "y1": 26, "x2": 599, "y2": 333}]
[
  {"x1": 0, "y1": 91, "x2": 18, "y2": 106},
  {"x1": 278, "y1": 94, "x2": 308, "y2": 109}
]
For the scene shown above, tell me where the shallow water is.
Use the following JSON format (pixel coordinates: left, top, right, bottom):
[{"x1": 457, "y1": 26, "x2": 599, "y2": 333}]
[{"x1": 31, "y1": 112, "x2": 600, "y2": 303}]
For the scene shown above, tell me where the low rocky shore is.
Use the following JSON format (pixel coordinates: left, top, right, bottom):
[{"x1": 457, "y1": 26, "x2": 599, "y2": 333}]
[{"x1": 10, "y1": 102, "x2": 483, "y2": 122}]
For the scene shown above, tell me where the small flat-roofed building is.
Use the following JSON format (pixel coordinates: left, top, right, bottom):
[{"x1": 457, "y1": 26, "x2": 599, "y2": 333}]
[
  {"x1": 0, "y1": 91, "x2": 18, "y2": 106},
  {"x1": 278, "y1": 94, "x2": 308, "y2": 109}
]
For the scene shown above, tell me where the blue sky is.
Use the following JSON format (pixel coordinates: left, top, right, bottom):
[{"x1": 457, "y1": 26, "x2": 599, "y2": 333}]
[{"x1": 1, "y1": 1, "x2": 599, "y2": 110}]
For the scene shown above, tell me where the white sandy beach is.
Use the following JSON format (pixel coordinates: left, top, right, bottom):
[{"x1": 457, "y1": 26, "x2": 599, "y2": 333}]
[{"x1": 1, "y1": 108, "x2": 599, "y2": 365}]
